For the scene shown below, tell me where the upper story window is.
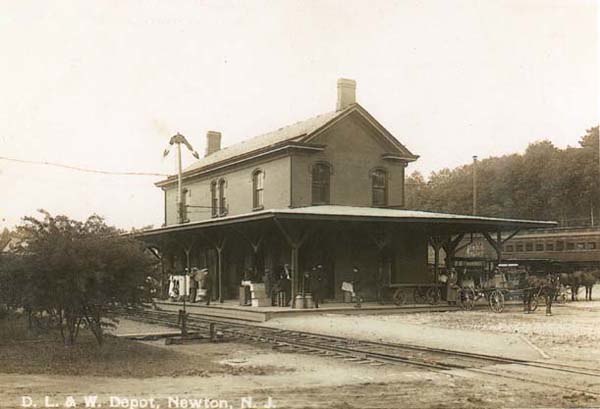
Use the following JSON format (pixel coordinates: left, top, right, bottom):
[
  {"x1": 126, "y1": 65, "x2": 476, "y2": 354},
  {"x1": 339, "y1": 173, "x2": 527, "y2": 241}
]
[
  {"x1": 210, "y1": 181, "x2": 218, "y2": 217},
  {"x1": 312, "y1": 163, "x2": 331, "y2": 205},
  {"x1": 535, "y1": 243, "x2": 544, "y2": 251},
  {"x1": 371, "y1": 169, "x2": 388, "y2": 207},
  {"x1": 252, "y1": 170, "x2": 264, "y2": 210},
  {"x1": 210, "y1": 179, "x2": 227, "y2": 217},
  {"x1": 218, "y1": 179, "x2": 227, "y2": 216}
]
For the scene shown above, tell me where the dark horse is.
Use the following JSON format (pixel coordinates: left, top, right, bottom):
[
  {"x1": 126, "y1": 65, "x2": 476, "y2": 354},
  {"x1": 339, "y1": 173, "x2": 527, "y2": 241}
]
[
  {"x1": 523, "y1": 273, "x2": 560, "y2": 316},
  {"x1": 560, "y1": 271, "x2": 599, "y2": 301}
]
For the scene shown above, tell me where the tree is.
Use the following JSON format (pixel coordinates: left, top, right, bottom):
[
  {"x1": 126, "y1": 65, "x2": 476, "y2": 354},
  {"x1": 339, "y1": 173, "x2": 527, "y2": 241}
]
[
  {"x1": 403, "y1": 125, "x2": 600, "y2": 225},
  {"x1": 10, "y1": 211, "x2": 156, "y2": 346}
]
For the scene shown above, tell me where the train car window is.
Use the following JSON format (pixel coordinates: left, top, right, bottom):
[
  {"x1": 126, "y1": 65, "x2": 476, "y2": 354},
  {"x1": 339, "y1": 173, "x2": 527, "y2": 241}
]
[
  {"x1": 546, "y1": 243, "x2": 554, "y2": 251},
  {"x1": 556, "y1": 241, "x2": 564, "y2": 251},
  {"x1": 566, "y1": 242, "x2": 575, "y2": 250},
  {"x1": 505, "y1": 245, "x2": 514, "y2": 252},
  {"x1": 576, "y1": 242, "x2": 586, "y2": 250},
  {"x1": 588, "y1": 242, "x2": 597, "y2": 250},
  {"x1": 525, "y1": 243, "x2": 533, "y2": 251},
  {"x1": 516, "y1": 243, "x2": 524, "y2": 252},
  {"x1": 535, "y1": 243, "x2": 544, "y2": 251}
]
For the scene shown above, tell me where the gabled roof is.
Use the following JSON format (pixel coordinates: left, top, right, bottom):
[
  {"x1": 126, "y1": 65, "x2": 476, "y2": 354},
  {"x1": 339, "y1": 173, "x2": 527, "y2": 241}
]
[{"x1": 156, "y1": 103, "x2": 418, "y2": 187}]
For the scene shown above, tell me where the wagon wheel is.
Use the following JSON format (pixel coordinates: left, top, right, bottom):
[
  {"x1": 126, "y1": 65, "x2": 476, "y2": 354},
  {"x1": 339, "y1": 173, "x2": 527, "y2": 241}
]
[
  {"x1": 426, "y1": 287, "x2": 441, "y2": 305},
  {"x1": 392, "y1": 288, "x2": 406, "y2": 305},
  {"x1": 459, "y1": 288, "x2": 475, "y2": 311},
  {"x1": 413, "y1": 287, "x2": 428, "y2": 304},
  {"x1": 489, "y1": 290, "x2": 505, "y2": 313}
]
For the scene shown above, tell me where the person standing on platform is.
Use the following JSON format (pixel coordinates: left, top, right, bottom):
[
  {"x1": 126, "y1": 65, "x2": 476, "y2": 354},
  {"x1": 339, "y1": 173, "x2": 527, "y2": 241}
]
[
  {"x1": 376, "y1": 266, "x2": 386, "y2": 305},
  {"x1": 311, "y1": 265, "x2": 325, "y2": 309},
  {"x1": 281, "y1": 264, "x2": 292, "y2": 306},
  {"x1": 200, "y1": 268, "x2": 212, "y2": 306},
  {"x1": 189, "y1": 267, "x2": 199, "y2": 303},
  {"x1": 352, "y1": 266, "x2": 362, "y2": 308},
  {"x1": 446, "y1": 269, "x2": 458, "y2": 305},
  {"x1": 263, "y1": 268, "x2": 272, "y2": 299}
]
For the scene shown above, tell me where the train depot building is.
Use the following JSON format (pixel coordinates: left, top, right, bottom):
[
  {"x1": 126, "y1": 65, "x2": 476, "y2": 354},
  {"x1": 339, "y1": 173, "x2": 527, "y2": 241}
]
[{"x1": 137, "y1": 79, "x2": 554, "y2": 318}]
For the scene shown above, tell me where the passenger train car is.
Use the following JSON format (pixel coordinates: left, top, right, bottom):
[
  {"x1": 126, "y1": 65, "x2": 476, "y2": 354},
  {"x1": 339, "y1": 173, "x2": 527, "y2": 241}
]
[{"x1": 502, "y1": 226, "x2": 600, "y2": 272}]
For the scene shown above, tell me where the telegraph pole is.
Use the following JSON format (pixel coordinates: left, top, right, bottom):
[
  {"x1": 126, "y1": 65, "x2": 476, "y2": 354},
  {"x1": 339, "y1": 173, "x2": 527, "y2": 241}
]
[
  {"x1": 163, "y1": 133, "x2": 199, "y2": 336},
  {"x1": 163, "y1": 132, "x2": 199, "y2": 224},
  {"x1": 472, "y1": 155, "x2": 478, "y2": 216},
  {"x1": 176, "y1": 140, "x2": 183, "y2": 224}
]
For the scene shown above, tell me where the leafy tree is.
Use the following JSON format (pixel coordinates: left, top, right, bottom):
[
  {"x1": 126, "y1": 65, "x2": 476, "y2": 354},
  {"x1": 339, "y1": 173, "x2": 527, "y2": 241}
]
[
  {"x1": 405, "y1": 125, "x2": 600, "y2": 225},
  {"x1": 7, "y1": 211, "x2": 156, "y2": 346}
]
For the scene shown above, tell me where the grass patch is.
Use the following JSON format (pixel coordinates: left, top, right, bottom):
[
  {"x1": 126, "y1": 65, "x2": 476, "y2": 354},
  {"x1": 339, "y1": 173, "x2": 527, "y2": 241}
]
[{"x1": 0, "y1": 314, "x2": 280, "y2": 378}]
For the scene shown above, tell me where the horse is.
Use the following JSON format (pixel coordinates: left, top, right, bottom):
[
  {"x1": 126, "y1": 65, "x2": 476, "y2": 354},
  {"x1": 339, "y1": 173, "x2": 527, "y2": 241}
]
[
  {"x1": 580, "y1": 270, "x2": 599, "y2": 301},
  {"x1": 523, "y1": 273, "x2": 560, "y2": 315},
  {"x1": 560, "y1": 271, "x2": 598, "y2": 301}
]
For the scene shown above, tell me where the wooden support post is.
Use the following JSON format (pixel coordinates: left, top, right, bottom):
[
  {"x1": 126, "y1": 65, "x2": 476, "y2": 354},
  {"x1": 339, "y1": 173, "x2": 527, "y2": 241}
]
[
  {"x1": 273, "y1": 218, "x2": 313, "y2": 307},
  {"x1": 232, "y1": 225, "x2": 265, "y2": 274},
  {"x1": 442, "y1": 233, "x2": 465, "y2": 271},
  {"x1": 213, "y1": 236, "x2": 227, "y2": 304},
  {"x1": 428, "y1": 236, "x2": 444, "y2": 282},
  {"x1": 290, "y1": 245, "x2": 299, "y2": 307},
  {"x1": 216, "y1": 246, "x2": 223, "y2": 303},
  {"x1": 482, "y1": 229, "x2": 520, "y2": 267},
  {"x1": 198, "y1": 231, "x2": 227, "y2": 304}
]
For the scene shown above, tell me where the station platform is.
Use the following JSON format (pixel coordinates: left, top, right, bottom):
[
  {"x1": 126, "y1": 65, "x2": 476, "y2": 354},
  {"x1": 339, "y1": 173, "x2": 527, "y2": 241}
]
[{"x1": 153, "y1": 299, "x2": 458, "y2": 322}]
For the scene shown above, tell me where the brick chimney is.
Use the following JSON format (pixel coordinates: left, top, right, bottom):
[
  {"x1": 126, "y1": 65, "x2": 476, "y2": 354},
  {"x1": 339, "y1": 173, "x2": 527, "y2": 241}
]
[
  {"x1": 336, "y1": 78, "x2": 356, "y2": 111},
  {"x1": 205, "y1": 131, "x2": 221, "y2": 156}
]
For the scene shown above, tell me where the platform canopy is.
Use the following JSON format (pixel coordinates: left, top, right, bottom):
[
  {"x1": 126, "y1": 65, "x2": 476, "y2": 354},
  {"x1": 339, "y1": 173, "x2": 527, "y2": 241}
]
[{"x1": 136, "y1": 205, "x2": 557, "y2": 239}]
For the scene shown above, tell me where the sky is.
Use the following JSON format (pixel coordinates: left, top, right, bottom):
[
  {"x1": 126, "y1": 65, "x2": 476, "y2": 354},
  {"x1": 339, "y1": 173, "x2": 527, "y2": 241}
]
[{"x1": 0, "y1": 0, "x2": 598, "y2": 230}]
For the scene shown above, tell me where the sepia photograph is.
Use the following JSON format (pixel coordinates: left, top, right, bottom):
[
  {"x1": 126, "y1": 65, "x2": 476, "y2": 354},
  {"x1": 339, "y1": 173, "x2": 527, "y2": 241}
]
[{"x1": 0, "y1": 1, "x2": 598, "y2": 408}]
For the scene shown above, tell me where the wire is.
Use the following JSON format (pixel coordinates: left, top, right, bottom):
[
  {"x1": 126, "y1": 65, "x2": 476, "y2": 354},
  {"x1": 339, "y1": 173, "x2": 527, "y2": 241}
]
[{"x1": 0, "y1": 156, "x2": 169, "y2": 177}]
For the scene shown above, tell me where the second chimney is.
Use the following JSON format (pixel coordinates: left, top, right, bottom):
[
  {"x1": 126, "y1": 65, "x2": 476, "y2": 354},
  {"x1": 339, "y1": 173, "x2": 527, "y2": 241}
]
[
  {"x1": 205, "y1": 131, "x2": 222, "y2": 156},
  {"x1": 336, "y1": 78, "x2": 356, "y2": 111}
]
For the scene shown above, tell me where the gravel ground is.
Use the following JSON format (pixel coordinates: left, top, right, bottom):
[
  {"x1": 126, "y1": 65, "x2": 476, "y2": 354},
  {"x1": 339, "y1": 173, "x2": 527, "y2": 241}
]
[{"x1": 2, "y1": 308, "x2": 600, "y2": 409}]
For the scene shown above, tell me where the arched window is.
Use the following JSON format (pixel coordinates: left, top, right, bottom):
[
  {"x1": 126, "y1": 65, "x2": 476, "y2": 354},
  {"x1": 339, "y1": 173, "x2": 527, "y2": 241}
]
[
  {"x1": 371, "y1": 169, "x2": 388, "y2": 207},
  {"x1": 252, "y1": 170, "x2": 264, "y2": 209},
  {"x1": 210, "y1": 181, "x2": 218, "y2": 217},
  {"x1": 312, "y1": 163, "x2": 331, "y2": 205},
  {"x1": 218, "y1": 179, "x2": 227, "y2": 216}
]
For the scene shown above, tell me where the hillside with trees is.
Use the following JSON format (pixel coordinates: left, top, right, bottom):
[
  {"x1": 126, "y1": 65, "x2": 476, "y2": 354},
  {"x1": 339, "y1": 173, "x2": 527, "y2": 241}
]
[{"x1": 405, "y1": 126, "x2": 600, "y2": 226}]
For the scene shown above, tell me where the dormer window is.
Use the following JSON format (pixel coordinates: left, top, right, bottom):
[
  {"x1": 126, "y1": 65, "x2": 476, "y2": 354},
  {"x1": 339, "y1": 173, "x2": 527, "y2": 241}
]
[
  {"x1": 312, "y1": 162, "x2": 331, "y2": 205},
  {"x1": 252, "y1": 170, "x2": 264, "y2": 210},
  {"x1": 371, "y1": 169, "x2": 388, "y2": 207}
]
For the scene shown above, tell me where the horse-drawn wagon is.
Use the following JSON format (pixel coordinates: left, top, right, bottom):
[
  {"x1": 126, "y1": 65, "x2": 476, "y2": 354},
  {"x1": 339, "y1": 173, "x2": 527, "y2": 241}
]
[{"x1": 457, "y1": 265, "x2": 528, "y2": 313}]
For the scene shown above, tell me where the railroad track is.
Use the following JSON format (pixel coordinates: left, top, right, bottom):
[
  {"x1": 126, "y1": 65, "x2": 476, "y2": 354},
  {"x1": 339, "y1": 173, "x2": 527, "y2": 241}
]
[
  {"x1": 118, "y1": 307, "x2": 600, "y2": 396},
  {"x1": 121, "y1": 309, "x2": 600, "y2": 377}
]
